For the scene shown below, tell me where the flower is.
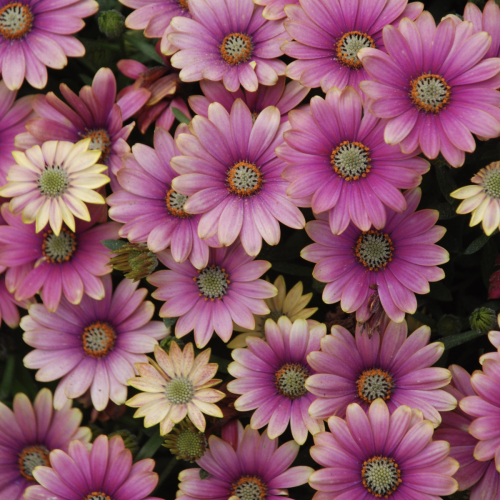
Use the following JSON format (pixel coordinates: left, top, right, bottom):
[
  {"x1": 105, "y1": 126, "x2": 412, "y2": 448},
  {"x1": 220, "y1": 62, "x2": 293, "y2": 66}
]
[
  {"x1": 176, "y1": 420, "x2": 313, "y2": 500},
  {"x1": 163, "y1": 418, "x2": 207, "y2": 461},
  {"x1": 171, "y1": 100, "x2": 305, "y2": 257},
  {"x1": 168, "y1": 0, "x2": 289, "y2": 92},
  {"x1": 98, "y1": 9, "x2": 125, "y2": 38},
  {"x1": 24, "y1": 434, "x2": 160, "y2": 500},
  {"x1": 16, "y1": 67, "x2": 151, "y2": 191},
  {"x1": 22, "y1": 275, "x2": 169, "y2": 411},
  {"x1": 306, "y1": 320, "x2": 456, "y2": 426},
  {"x1": 107, "y1": 127, "x2": 216, "y2": 270},
  {"x1": 451, "y1": 162, "x2": 500, "y2": 235},
  {"x1": 0, "y1": 388, "x2": 91, "y2": 499},
  {"x1": 278, "y1": 87, "x2": 429, "y2": 234},
  {"x1": 148, "y1": 241, "x2": 277, "y2": 347},
  {"x1": 465, "y1": 0, "x2": 500, "y2": 59},
  {"x1": 309, "y1": 399, "x2": 459, "y2": 500},
  {"x1": 358, "y1": 15, "x2": 500, "y2": 167},
  {"x1": 301, "y1": 188, "x2": 449, "y2": 322},
  {"x1": 188, "y1": 77, "x2": 309, "y2": 124},
  {"x1": 282, "y1": 0, "x2": 423, "y2": 93},
  {"x1": 0, "y1": 272, "x2": 32, "y2": 328},
  {"x1": 253, "y1": 0, "x2": 297, "y2": 21},
  {"x1": 228, "y1": 275, "x2": 318, "y2": 349},
  {"x1": 228, "y1": 317, "x2": 325, "y2": 444},
  {"x1": 127, "y1": 342, "x2": 224, "y2": 434},
  {"x1": 0, "y1": 0, "x2": 98, "y2": 90},
  {"x1": 0, "y1": 202, "x2": 119, "y2": 312},
  {"x1": 109, "y1": 243, "x2": 158, "y2": 282}
]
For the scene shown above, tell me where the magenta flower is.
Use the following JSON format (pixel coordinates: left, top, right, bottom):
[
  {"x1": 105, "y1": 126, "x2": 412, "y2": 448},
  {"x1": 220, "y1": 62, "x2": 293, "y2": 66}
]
[
  {"x1": 301, "y1": 188, "x2": 449, "y2": 322},
  {"x1": 228, "y1": 317, "x2": 325, "y2": 444},
  {"x1": 0, "y1": 388, "x2": 91, "y2": 500},
  {"x1": 148, "y1": 241, "x2": 277, "y2": 348},
  {"x1": 358, "y1": 15, "x2": 500, "y2": 167},
  {"x1": 25, "y1": 434, "x2": 161, "y2": 500},
  {"x1": 282, "y1": 0, "x2": 423, "y2": 93},
  {"x1": 465, "y1": 0, "x2": 500, "y2": 59},
  {"x1": 168, "y1": 0, "x2": 289, "y2": 92},
  {"x1": 177, "y1": 420, "x2": 313, "y2": 500},
  {"x1": 306, "y1": 320, "x2": 456, "y2": 426},
  {"x1": 0, "y1": 272, "x2": 31, "y2": 328},
  {"x1": 171, "y1": 100, "x2": 305, "y2": 257},
  {"x1": 253, "y1": 0, "x2": 297, "y2": 21},
  {"x1": 189, "y1": 77, "x2": 309, "y2": 124},
  {"x1": 22, "y1": 275, "x2": 169, "y2": 411},
  {"x1": 0, "y1": 0, "x2": 97, "y2": 90},
  {"x1": 108, "y1": 127, "x2": 216, "y2": 270},
  {"x1": 309, "y1": 399, "x2": 459, "y2": 500},
  {"x1": 0, "y1": 202, "x2": 119, "y2": 312},
  {"x1": 17, "y1": 67, "x2": 151, "y2": 191},
  {"x1": 278, "y1": 87, "x2": 429, "y2": 234}
]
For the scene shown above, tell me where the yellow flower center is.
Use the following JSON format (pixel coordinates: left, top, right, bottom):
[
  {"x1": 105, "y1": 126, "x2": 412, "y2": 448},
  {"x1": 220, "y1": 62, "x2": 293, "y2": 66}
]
[{"x1": 38, "y1": 166, "x2": 69, "y2": 198}]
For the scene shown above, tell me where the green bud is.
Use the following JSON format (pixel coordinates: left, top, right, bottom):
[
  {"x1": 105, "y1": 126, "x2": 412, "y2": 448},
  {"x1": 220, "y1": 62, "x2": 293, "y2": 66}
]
[
  {"x1": 98, "y1": 10, "x2": 125, "y2": 39},
  {"x1": 108, "y1": 243, "x2": 158, "y2": 282},
  {"x1": 437, "y1": 314, "x2": 461, "y2": 337},
  {"x1": 160, "y1": 336, "x2": 184, "y2": 352},
  {"x1": 108, "y1": 429, "x2": 140, "y2": 455},
  {"x1": 470, "y1": 307, "x2": 497, "y2": 334},
  {"x1": 163, "y1": 419, "x2": 207, "y2": 462}
]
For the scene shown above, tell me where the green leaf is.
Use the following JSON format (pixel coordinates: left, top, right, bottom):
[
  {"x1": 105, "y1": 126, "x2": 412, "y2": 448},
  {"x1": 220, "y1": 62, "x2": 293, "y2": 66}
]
[
  {"x1": 102, "y1": 239, "x2": 127, "y2": 251},
  {"x1": 209, "y1": 354, "x2": 230, "y2": 374},
  {"x1": 163, "y1": 317, "x2": 178, "y2": 328},
  {"x1": 465, "y1": 231, "x2": 496, "y2": 255},
  {"x1": 171, "y1": 107, "x2": 191, "y2": 124},
  {"x1": 312, "y1": 279, "x2": 326, "y2": 294},
  {"x1": 135, "y1": 429, "x2": 164, "y2": 461},
  {"x1": 442, "y1": 329, "x2": 485, "y2": 350},
  {"x1": 435, "y1": 202, "x2": 459, "y2": 220},
  {"x1": 271, "y1": 262, "x2": 312, "y2": 277},
  {"x1": 126, "y1": 35, "x2": 164, "y2": 64},
  {"x1": 0, "y1": 354, "x2": 15, "y2": 402},
  {"x1": 435, "y1": 164, "x2": 458, "y2": 204}
]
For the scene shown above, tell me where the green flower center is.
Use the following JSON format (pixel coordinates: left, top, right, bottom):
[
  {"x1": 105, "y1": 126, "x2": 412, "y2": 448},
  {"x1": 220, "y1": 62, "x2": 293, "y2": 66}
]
[
  {"x1": 165, "y1": 377, "x2": 195, "y2": 404},
  {"x1": 331, "y1": 141, "x2": 371, "y2": 181},
  {"x1": 232, "y1": 476, "x2": 267, "y2": 500},
  {"x1": 42, "y1": 228, "x2": 77, "y2": 262},
  {"x1": 275, "y1": 363, "x2": 309, "y2": 399},
  {"x1": 483, "y1": 169, "x2": 500, "y2": 199},
  {"x1": 38, "y1": 166, "x2": 69, "y2": 197},
  {"x1": 357, "y1": 368, "x2": 393, "y2": 404},
  {"x1": 176, "y1": 429, "x2": 206, "y2": 459},
  {"x1": 362, "y1": 456, "x2": 402, "y2": 497},
  {"x1": 196, "y1": 265, "x2": 229, "y2": 299},
  {"x1": 354, "y1": 230, "x2": 394, "y2": 271},
  {"x1": 19, "y1": 445, "x2": 50, "y2": 481},
  {"x1": 82, "y1": 322, "x2": 116, "y2": 358}
]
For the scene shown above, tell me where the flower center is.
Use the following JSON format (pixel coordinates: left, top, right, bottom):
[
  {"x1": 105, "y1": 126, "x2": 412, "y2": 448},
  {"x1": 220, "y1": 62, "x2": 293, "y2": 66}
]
[
  {"x1": 410, "y1": 74, "x2": 450, "y2": 114},
  {"x1": 84, "y1": 493, "x2": 112, "y2": 500},
  {"x1": 177, "y1": 0, "x2": 188, "y2": 9},
  {"x1": 165, "y1": 377, "x2": 195, "y2": 404},
  {"x1": 19, "y1": 445, "x2": 50, "y2": 481},
  {"x1": 38, "y1": 166, "x2": 69, "y2": 198},
  {"x1": 82, "y1": 129, "x2": 111, "y2": 162},
  {"x1": 0, "y1": 2, "x2": 33, "y2": 40},
  {"x1": 221, "y1": 33, "x2": 253, "y2": 65},
  {"x1": 195, "y1": 265, "x2": 229, "y2": 300},
  {"x1": 362, "y1": 456, "x2": 402, "y2": 497},
  {"x1": 42, "y1": 228, "x2": 77, "y2": 263},
  {"x1": 354, "y1": 230, "x2": 394, "y2": 271},
  {"x1": 275, "y1": 363, "x2": 309, "y2": 399},
  {"x1": 175, "y1": 428, "x2": 207, "y2": 459},
  {"x1": 357, "y1": 368, "x2": 393, "y2": 404},
  {"x1": 336, "y1": 31, "x2": 375, "y2": 70},
  {"x1": 331, "y1": 141, "x2": 371, "y2": 181},
  {"x1": 226, "y1": 161, "x2": 263, "y2": 196},
  {"x1": 482, "y1": 168, "x2": 500, "y2": 199},
  {"x1": 82, "y1": 322, "x2": 116, "y2": 358},
  {"x1": 232, "y1": 476, "x2": 267, "y2": 500},
  {"x1": 166, "y1": 188, "x2": 190, "y2": 218}
]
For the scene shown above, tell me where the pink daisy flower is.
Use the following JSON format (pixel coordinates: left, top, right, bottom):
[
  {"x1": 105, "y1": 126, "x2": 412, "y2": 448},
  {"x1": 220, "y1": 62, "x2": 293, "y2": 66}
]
[
  {"x1": 22, "y1": 274, "x2": 169, "y2": 411},
  {"x1": 177, "y1": 420, "x2": 313, "y2": 500},
  {"x1": 107, "y1": 127, "x2": 217, "y2": 270},
  {"x1": 16, "y1": 67, "x2": 151, "y2": 191},
  {"x1": 168, "y1": 0, "x2": 289, "y2": 92},
  {"x1": 301, "y1": 188, "x2": 449, "y2": 323},
  {"x1": 228, "y1": 317, "x2": 326, "y2": 444},
  {"x1": 282, "y1": 0, "x2": 423, "y2": 93},
  {"x1": 306, "y1": 320, "x2": 456, "y2": 427},
  {"x1": 358, "y1": 14, "x2": 500, "y2": 167},
  {"x1": 188, "y1": 77, "x2": 310, "y2": 124},
  {"x1": 148, "y1": 241, "x2": 277, "y2": 348},
  {"x1": 309, "y1": 399, "x2": 459, "y2": 500},
  {"x1": 465, "y1": 0, "x2": 500, "y2": 59},
  {"x1": 0, "y1": 272, "x2": 32, "y2": 328},
  {"x1": 25, "y1": 434, "x2": 161, "y2": 500},
  {"x1": 0, "y1": 388, "x2": 91, "y2": 500},
  {"x1": 0, "y1": 202, "x2": 119, "y2": 312},
  {"x1": 0, "y1": 0, "x2": 98, "y2": 91},
  {"x1": 171, "y1": 100, "x2": 305, "y2": 257},
  {"x1": 277, "y1": 87, "x2": 429, "y2": 234}
]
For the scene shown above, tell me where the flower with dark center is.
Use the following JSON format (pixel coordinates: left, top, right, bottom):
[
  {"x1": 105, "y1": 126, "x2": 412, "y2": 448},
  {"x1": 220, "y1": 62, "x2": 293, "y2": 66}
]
[
  {"x1": 108, "y1": 242, "x2": 158, "y2": 282},
  {"x1": 275, "y1": 363, "x2": 309, "y2": 399},
  {"x1": 232, "y1": 476, "x2": 266, "y2": 500},
  {"x1": 361, "y1": 456, "x2": 401, "y2": 497},
  {"x1": 357, "y1": 369, "x2": 393, "y2": 404},
  {"x1": 82, "y1": 322, "x2": 116, "y2": 359},
  {"x1": 166, "y1": 189, "x2": 190, "y2": 218},
  {"x1": 354, "y1": 231, "x2": 394, "y2": 271},
  {"x1": 163, "y1": 419, "x2": 207, "y2": 461},
  {"x1": 42, "y1": 228, "x2": 77, "y2": 263}
]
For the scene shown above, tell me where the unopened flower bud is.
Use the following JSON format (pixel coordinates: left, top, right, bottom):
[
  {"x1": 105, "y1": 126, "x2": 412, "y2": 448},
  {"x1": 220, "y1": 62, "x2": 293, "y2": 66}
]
[
  {"x1": 163, "y1": 419, "x2": 207, "y2": 462},
  {"x1": 109, "y1": 243, "x2": 158, "y2": 281},
  {"x1": 437, "y1": 314, "x2": 461, "y2": 337},
  {"x1": 469, "y1": 307, "x2": 497, "y2": 334},
  {"x1": 98, "y1": 10, "x2": 125, "y2": 39},
  {"x1": 108, "y1": 429, "x2": 140, "y2": 455}
]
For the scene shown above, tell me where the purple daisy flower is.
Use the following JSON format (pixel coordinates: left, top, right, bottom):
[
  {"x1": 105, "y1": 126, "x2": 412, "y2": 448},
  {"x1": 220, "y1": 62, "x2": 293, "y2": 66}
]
[
  {"x1": 358, "y1": 15, "x2": 500, "y2": 167},
  {"x1": 171, "y1": 100, "x2": 305, "y2": 257},
  {"x1": 148, "y1": 241, "x2": 277, "y2": 348},
  {"x1": 465, "y1": 0, "x2": 500, "y2": 59},
  {"x1": 306, "y1": 320, "x2": 456, "y2": 426},
  {"x1": 309, "y1": 399, "x2": 459, "y2": 500},
  {"x1": 278, "y1": 87, "x2": 429, "y2": 234},
  {"x1": 188, "y1": 77, "x2": 310, "y2": 124},
  {"x1": 253, "y1": 0, "x2": 297, "y2": 21},
  {"x1": 227, "y1": 317, "x2": 326, "y2": 444},
  {"x1": 282, "y1": 0, "x2": 423, "y2": 93},
  {"x1": 301, "y1": 188, "x2": 449, "y2": 322},
  {"x1": 22, "y1": 274, "x2": 169, "y2": 411},
  {"x1": 168, "y1": 0, "x2": 289, "y2": 92},
  {"x1": 16, "y1": 67, "x2": 151, "y2": 191},
  {"x1": 107, "y1": 127, "x2": 218, "y2": 270},
  {"x1": 177, "y1": 420, "x2": 313, "y2": 500},
  {"x1": 0, "y1": 0, "x2": 98, "y2": 91},
  {"x1": 25, "y1": 434, "x2": 161, "y2": 500},
  {"x1": 0, "y1": 202, "x2": 119, "y2": 312},
  {"x1": 0, "y1": 388, "x2": 91, "y2": 500}
]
